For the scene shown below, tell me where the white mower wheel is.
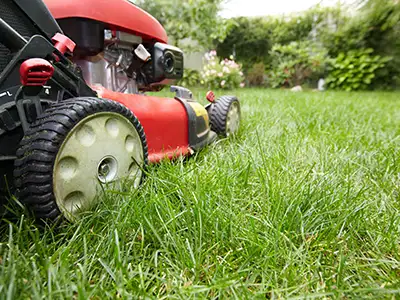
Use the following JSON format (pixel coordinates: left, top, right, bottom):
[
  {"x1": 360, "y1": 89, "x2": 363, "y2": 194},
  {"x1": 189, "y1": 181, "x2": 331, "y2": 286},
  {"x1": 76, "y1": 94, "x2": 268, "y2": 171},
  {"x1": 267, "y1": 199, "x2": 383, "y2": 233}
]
[
  {"x1": 14, "y1": 97, "x2": 148, "y2": 222},
  {"x1": 210, "y1": 96, "x2": 241, "y2": 137}
]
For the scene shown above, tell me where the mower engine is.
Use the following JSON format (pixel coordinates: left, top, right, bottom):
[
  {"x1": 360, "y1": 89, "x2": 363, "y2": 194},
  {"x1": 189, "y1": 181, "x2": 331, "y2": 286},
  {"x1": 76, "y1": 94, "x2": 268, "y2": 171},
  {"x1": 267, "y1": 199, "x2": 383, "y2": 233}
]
[
  {"x1": 44, "y1": 0, "x2": 227, "y2": 162},
  {"x1": 68, "y1": 27, "x2": 184, "y2": 94}
]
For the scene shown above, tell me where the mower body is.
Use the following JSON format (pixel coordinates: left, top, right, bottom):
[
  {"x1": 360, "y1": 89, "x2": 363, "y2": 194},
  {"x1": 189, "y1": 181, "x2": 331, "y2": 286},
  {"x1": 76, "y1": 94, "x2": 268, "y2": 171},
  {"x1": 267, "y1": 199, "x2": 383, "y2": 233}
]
[{"x1": 43, "y1": 0, "x2": 216, "y2": 163}]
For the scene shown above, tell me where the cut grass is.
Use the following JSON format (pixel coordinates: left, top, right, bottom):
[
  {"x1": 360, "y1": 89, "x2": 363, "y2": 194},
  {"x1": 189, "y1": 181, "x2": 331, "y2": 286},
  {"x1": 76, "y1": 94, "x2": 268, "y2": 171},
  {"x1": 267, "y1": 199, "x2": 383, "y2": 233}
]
[{"x1": 1, "y1": 89, "x2": 400, "y2": 299}]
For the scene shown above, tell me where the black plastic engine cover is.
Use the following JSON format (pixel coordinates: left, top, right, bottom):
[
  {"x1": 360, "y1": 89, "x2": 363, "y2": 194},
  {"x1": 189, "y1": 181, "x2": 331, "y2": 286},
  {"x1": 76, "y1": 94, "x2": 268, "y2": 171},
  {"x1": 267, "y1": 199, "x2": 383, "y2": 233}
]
[
  {"x1": 145, "y1": 42, "x2": 184, "y2": 85},
  {"x1": 57, "y1": 18, "x2": 105, "y2": 57}
]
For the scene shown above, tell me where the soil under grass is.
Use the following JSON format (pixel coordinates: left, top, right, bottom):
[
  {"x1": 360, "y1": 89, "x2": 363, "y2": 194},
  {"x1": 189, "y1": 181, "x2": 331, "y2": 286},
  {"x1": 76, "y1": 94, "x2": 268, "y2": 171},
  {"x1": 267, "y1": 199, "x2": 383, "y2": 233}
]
[{"x1": 1, "y1": 89, "x2": 399, "y2": 299}]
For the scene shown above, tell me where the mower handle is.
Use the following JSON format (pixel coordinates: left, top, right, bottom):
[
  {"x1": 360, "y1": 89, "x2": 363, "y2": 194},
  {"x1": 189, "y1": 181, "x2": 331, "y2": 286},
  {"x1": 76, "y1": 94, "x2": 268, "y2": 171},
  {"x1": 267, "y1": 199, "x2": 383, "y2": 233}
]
[{"x1": 0, "y1": 17, "x2": 27, "y2": 52}]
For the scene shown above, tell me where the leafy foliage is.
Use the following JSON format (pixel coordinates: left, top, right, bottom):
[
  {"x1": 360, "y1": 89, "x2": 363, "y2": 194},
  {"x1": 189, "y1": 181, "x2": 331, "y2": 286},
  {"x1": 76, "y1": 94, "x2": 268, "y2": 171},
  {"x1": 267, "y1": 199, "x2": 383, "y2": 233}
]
[
  {"x1": 132, "y1": 0, "x2": 228, "y2": 50},
  {"x1": 303, "y1": 1, "x2": 400, "y2": 89},
  {"x1": 326, "y1": 49, "x2": 391, "y2": 91},
  {"x1": 267, "y1": 42, "x2": 328, "y2": 88},
  {"x1": 134, "y1": 0, "x2": 399, "y2": 90},
  {"x1": 201, "y1": 51, "x2": 245, "y2": 90},
  {"x1": 321, "y1": 1, "x2": 399, "y2": 57},
  {"x1": 216, "y1": 17, "x2": 273, "y2": 71},
  {"x1": 178, "y1": 69, "x2": 202, "y2": 87},
  {"x1": 246, "y1": 63, "x2": 267, "y2": 87},
  {"x1": 216, "y1": 2, "x2": 400, "y2": 90},
  {"x1": 216, "y1": 7, "x2": 342, "y2": 71}
]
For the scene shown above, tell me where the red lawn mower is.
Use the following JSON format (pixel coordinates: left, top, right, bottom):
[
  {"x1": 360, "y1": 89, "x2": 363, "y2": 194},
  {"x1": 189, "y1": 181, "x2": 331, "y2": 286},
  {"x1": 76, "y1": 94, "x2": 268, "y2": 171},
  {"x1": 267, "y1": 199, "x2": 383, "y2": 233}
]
[{"x1": 0, "y1": 0, "x2": 241, "y2": 221}]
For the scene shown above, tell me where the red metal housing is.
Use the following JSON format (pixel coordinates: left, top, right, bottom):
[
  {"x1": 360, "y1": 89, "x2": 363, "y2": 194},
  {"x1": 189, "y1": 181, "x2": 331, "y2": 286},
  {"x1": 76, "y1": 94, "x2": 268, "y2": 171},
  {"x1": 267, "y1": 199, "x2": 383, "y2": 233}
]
[
  {"x1": 94, "y1": 86, "x2": 190, "y2": 163},
  {"x1": 43, "y1": 0, "x2": 168, "y2": 43}
]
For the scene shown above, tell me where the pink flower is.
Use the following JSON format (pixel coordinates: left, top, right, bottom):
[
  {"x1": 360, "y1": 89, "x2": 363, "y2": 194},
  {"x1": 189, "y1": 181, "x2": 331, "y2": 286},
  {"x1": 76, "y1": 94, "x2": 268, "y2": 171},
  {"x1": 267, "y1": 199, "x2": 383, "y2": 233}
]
[
  {"x1": 218, "y1": 73, "x2": 223, "y2": 77},
  {"x1": 210, "y1": 50, "x2": 217, "y2": 56},
  {"x1": 223, "y1": 66, "x2": 230, "y2": 74},
  {"x1": 240, "y1": 83, "x2": 245, "y2": 88}
]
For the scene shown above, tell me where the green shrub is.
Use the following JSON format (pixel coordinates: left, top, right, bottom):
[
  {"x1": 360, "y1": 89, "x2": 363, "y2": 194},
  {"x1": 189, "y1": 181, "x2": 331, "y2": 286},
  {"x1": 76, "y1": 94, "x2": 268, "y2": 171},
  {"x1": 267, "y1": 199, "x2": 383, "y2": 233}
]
[
  {"x1": 267, "y1": 42, "x2": 328, "y2": 88},
  {"x1": 179, "y1": 69, "x2": 201, "y2": 87},
  {"x1": 326, "y1": 48, "x2": 391, "y2": 91},
  {"x1": 134, "y1": 0, "x2": 228, "y2": 50},
  {"x1": 246, "y1": 63, "x2": 266, "y2": 87},
  {"x1": 317, "y1": 1, "x2": 400, "y2": 89},
  {"x1": 201, "y1": 50, "x2": 245, "y2": 90},
  {"x1": 215, "y1": 2, "x2": 400, "y2": 90},
  {"x1": 216, "y1": 17, "x2": 272, "y2": 71},
  {"x1": 216, "y1": 7, "x2": 341, "y2": 71}
]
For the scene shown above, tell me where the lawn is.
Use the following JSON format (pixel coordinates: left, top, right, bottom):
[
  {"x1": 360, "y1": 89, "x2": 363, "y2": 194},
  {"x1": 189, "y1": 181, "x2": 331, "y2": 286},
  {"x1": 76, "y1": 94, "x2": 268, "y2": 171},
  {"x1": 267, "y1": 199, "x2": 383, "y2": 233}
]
[{"x1": 1, "y1": 89, "x2": 400, "y2": 299}]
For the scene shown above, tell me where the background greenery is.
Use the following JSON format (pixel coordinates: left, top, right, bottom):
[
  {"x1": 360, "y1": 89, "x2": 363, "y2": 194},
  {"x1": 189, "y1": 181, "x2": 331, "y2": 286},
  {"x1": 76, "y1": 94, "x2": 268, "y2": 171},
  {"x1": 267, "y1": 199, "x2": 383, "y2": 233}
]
[
  {"x1": 135, "y1": 0, "x2": 400, "y2": 91},
  {"x1": 217, "y1": 0, "x2": 400, "y2": 90},
  {"x1": 133, "y1": 0, "x2": 228, "y2": 50}
]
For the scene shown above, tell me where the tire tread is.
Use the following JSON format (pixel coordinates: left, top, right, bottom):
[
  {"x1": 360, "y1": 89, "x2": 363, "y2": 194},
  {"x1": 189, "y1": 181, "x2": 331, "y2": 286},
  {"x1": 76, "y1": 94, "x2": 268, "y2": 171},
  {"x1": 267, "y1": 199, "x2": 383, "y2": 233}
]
[{"x1": 209, "y1": 96, "x2": 240, "y2": 137}]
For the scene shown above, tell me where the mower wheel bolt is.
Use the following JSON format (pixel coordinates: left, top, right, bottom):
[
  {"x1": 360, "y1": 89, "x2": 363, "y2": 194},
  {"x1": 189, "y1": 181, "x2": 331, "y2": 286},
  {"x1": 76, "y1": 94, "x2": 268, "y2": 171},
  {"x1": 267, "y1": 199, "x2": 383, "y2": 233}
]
[{"x1": 99, "y1": 163, "x2": 110, "y2": 176}]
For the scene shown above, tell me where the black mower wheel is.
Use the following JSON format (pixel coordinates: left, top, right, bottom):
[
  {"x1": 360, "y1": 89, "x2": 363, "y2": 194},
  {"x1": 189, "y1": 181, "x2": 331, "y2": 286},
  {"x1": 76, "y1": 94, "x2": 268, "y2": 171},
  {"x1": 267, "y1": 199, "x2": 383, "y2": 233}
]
[
  {"x1": 14, "y1": 97, "x2": 148, "y2": 222},
  {"x1": 209, "y1": 96, "x2": 241, "y2": 137}
]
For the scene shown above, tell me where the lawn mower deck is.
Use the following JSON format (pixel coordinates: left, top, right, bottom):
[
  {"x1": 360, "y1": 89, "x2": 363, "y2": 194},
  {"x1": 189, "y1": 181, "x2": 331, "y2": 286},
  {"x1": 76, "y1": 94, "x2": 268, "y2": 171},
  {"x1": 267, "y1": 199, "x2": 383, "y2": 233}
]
[
  {"x1": 0, "y1": 0, "x2": 241, "y2": 222},
  {"x1": 93, "y1": 85, "x2": 219, "y2": 163}
]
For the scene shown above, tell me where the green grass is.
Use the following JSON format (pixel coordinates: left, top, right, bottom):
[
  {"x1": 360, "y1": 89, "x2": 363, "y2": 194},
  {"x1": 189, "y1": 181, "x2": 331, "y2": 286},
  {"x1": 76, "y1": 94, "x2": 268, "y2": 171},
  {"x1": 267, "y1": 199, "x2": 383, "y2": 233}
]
[{"x1": 1, "y1": 89, "x2": 400, "y2": 299}]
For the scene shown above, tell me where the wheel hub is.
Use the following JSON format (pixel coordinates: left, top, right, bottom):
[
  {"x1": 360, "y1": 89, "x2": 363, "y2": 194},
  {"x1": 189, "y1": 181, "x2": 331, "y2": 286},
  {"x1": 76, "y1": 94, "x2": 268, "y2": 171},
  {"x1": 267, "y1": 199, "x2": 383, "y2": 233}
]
[
  {"x1": 226, "y1": 102, "x2": 240, "y2": 136},
  {"x1": 98, "y1": 156, "x2": 118, "y2": 183}
]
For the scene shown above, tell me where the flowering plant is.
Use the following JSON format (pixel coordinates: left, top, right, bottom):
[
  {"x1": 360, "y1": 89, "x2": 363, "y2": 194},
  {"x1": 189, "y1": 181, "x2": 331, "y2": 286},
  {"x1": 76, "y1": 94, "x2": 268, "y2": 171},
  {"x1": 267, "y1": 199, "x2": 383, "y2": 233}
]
[{"x1": 201, "y1": 50, "x2": 245, "y2": 90}]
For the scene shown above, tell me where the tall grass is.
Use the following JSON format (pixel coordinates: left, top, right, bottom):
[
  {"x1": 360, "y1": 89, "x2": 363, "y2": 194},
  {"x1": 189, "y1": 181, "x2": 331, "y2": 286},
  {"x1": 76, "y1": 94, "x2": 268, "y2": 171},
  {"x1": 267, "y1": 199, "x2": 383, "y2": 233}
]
[{"x1": 1, "y1": 89, "x2": 399, "y2": 299}]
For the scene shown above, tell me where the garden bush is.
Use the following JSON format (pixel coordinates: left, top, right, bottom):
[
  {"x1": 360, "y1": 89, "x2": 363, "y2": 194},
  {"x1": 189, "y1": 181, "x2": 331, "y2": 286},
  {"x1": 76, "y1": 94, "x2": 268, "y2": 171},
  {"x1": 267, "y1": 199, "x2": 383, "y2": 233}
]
[
  {"x1": 215, "y1": 1, "x2": 400, "y2": 90},
  {"x1": 179, "y1": 69, "x2": 202, "y2": 87},
  {"x1": 246, "y1": 63, "x2": 267, "y2": 87},
  {"x1": 321, "y1": 0, "x2": 400, "y2": 89},
  {"x1": 216, "y1": 17, "x2": 273, "y2": 71},
  {"x1": 137, "y1": 0, "x2": 399, "y2": 90},
  {"x1": 201, "y1": 50, "x2": 245, "y2": 90},
  {"x1": 326, "y1": 48, "x2": 391, "y2": 91},
  {"x1": 216, "y1": 7, "x2": 341, "y2": 71},
  {"x1": 133, "y1": 0, "x2": 228, "y2": 50},
  {"x1": 267, "y1": 42, "x2": 328, "y2": 88}
]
